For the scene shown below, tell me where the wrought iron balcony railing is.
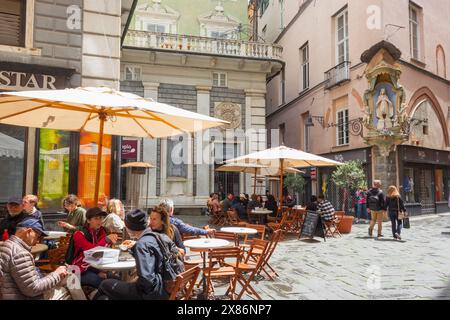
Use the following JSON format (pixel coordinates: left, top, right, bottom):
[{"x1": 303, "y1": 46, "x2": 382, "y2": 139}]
[{"x1": 324, "y1": 61, "x2": 351, "y2": 89}]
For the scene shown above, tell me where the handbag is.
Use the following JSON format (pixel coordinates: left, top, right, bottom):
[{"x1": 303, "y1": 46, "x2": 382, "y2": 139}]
[
  {"x1": 397, "y1": 198, "x2": 406, "y2": 220},
  {"x1": 403, "y1": 217, "x2": 411, "y2": 229}
]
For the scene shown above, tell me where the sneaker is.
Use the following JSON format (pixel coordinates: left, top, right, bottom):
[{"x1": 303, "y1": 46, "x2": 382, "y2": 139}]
[
  {"x1": 368, "y1": 228, "x2": 373, "y2": 237},
  {"x1": 377, "y1": 234, "x2": 384, "y2": 238},
  {"x1": 395, "y1": 233, "x2": 401, "y2": 241}
]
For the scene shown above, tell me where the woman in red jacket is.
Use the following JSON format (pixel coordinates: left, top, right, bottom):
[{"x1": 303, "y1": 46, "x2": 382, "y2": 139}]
[{"x1": 72, "y1": 207, "x2": 118, "y2": 289}]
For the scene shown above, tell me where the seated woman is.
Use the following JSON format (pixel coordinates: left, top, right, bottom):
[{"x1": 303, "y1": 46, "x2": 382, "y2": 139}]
[
  {"x1": 264, "y1": 194, "x2": 278, "y2": 218},
  {"x1": 103, "y1": 199, "x2": 125, "y2": 234},
  {"x1": 149, "y1": 205, "x2": 185, "y2": 257},
  {"x1": 72, "y1": 207, "x2": 119, "y2": 289},
  {"x1": 58, "y1": 195, "x2": 86, "y2": 233}
]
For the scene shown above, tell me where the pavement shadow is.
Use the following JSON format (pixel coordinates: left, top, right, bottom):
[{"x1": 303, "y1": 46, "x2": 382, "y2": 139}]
[
  {"x1": 354, "y1": 236, "x2": 375, "y2": 240},
  {"x1": 438, "y1": 281, "x2": 450, "y2": 300},
  {"x1": 375, "y1": 238, "x2": 407, "y2": 243},
  {"x1": 298, "y1": 238, "x2": 323, "y2": 244}
]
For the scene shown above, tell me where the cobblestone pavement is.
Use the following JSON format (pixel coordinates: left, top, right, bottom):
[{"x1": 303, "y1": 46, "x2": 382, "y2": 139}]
[{"x1": 180, "y1": 212, "x2": 450, "y2": 300}]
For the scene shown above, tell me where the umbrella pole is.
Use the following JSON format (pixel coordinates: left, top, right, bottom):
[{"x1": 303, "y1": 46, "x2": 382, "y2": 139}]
[
  {"x1": 253, "y1": 168, "x2": 257, "y2": 195},
  {"x1": 279, "y1": 159, "x2": 284, "y2": 212},
  {"x1": 94, "y1": 112, "x2": 106, "y2": 207}
]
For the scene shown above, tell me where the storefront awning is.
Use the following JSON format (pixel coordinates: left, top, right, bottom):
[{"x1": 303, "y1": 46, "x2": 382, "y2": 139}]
[{"x1": 0, "y1": 132, "x2": 24, "y2": 159}]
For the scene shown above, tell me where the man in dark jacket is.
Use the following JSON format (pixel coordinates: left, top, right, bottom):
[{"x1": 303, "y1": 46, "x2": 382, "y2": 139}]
[
  {"x1": 96, "y1": 209, "x2": 167, "y2": 300},
  {"x1": 0, "y1": 197, "x2": 30, "y2": 240},
  {"x1": 366, "y1": 180, "x2": 387, "y2": 238}
]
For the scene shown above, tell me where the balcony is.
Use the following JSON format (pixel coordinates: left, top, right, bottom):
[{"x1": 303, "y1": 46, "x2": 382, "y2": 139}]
[
  {"x1": 324, "y1": 61, "x2": 351, "y2": 89},
  {"x1": 123, "y1": 30, "x2": 283, "y2": 60}
]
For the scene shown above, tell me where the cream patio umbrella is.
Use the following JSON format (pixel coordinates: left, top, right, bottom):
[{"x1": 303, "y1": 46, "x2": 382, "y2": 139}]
[
  {"x1": 215, "y1": 163, "x2": 302, "y2": 195},
  {"x1": 0, "y1": 87, "x2": 228, "y2": 205},
  {"x1": 225, "y1": 145, "x2": 343, "y2": 210}
]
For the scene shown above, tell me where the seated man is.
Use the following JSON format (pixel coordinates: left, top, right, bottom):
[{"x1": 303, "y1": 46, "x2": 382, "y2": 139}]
[
  {"x1": 0, "y1": 197, "x2": 30, "y2": 240},
  {"x1": 232, "y1": 199, "x2": 247, "y2": 221},
  {"x1": 317, "y1": 195, "x2": 336, "y2": 222},
  {"x1": 159, "y1": 199, "x2": 215, "y2": 236},
  {"x1": 0, "y1": 218, "x2": 68, "y2": 300},
  {"x1": 96, "y1": 210, "x2": 175, "y2": 300},
  {"x1": 22, "y1": 195, "x2": 45, "y2": 228}
]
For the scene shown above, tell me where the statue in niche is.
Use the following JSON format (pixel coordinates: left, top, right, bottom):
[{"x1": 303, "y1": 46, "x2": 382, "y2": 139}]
[{"x1": 375, "y1": 88, "x2": 394, "y2": 130}]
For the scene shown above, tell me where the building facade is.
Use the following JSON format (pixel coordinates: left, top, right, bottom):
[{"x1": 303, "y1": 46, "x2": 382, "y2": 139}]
[
  {"x1": 120, "y1": 0, "x2": 283, "y2": 213},
  {"x1": 0, "y1": 0, "x2": 137, "y2": 217},
  {"x1": 263, "y1": 0, "x2": 450, "y2": 215}
]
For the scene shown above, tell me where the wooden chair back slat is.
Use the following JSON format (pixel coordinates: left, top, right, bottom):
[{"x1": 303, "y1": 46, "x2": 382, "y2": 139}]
[{"x1": 169, "y1": 266, "x2": 201, "y2": 300}]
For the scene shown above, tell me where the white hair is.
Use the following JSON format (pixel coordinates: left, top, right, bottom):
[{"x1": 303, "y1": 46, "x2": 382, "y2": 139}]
[{"x1": 159, "y1": 198, "x2": 174, "y2": 213}]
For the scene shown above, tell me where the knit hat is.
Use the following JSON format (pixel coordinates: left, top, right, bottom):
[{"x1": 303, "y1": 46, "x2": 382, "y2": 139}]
[{"x1": 125, "y1": 209, "x2": 148, "y2": 231}]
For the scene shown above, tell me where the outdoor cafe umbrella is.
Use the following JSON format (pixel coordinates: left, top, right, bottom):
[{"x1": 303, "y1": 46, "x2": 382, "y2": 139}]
[
  {"x1": 215, "y1": 163, "x2": 303, "y2": 195},
  {"x1": 0, "y1": 87, "x2": 228, "y2": 205},
  {"x1": 120, "y1": 162, "x2": 155, "y2": 209},
  {"x1": 225, "y1": 145, "x2": 343, "y2": 210}
]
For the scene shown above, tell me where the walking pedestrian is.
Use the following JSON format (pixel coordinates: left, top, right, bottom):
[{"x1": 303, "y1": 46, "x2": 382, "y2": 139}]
[
  {"x1": 367, "y1": 180, "x2": 386, "y2": 238},
  {"x1": 386, "y1": 186, "x2": 406, "y2": 241},
  {"x1": 355, "y1": 187, "x2": 368, "y2": 224}
]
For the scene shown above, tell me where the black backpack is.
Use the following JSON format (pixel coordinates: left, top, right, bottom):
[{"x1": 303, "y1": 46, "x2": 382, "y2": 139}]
[
  {"x1": 367, "y1": 190, "x2": 382, "y2": 211},
  {"x1": 143, "y1": 232, "x2": 185, "y2": 294},
  {"x1": 65, "y1": 227, "x2": 92, "y2": 265}
]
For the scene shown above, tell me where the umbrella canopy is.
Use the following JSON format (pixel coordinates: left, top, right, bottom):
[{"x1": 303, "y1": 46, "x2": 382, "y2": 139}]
[
  {"x1": 0, "y1": 87, "x2": 227, "y2": 205},
  {"x1": 225, "y1": 145, "x2": 343, "y2": 168},
  {"x1": 225, "y1": 146, "x2": 342, "y2": 210},
  {"x1": 0, "y1": 87, "x2": 228, "y2": 138},
  {"x1": 216, "y1": 163, "x2": 303, "y2": 195},
  {"x1": 120, "y1": 162, "x2": 155, "y2": 168}
]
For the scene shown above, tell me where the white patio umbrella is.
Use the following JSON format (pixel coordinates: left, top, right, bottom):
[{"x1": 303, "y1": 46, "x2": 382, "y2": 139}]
[
  {"x1": 216, "y1": 163, "x2": 302, "y2": 195},
  {"x1": 0, "y1": 87, "x2": 228, "y2": 205},
  {"x1": 225, "y1": 145, "x2": 343, "y2": 210}
]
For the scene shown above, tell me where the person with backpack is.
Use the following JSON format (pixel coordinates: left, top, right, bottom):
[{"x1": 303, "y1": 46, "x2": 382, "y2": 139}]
[
  {"x1": 67, "y1": 207, "x2": 119, "y2": 289},
  {"x1": 366, "y1": 180, "x2": 387, "y2": 238},
  {"x1": 95, "y1": 209, "x2": 184, "y2": 300}
]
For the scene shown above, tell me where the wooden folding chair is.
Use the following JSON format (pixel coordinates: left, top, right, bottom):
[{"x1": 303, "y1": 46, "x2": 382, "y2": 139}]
[
  {"x1": 246, "y1": 229, "x2": 282, "y2": 281},
  {"x1": 168, "y1": 266, "x2": 201, "y2": 300},
  {"x1": 225, "y1": 239, "x2": 268, "y2": 300},
  {"x1": 204, "y1": 247, "x2": 241, "y2": 300},
  {"x1": 240, "y1": 223, "x2": 266, "y2": 250},
  {"x1": 227, "y1": 209, "x2": 242, "y2": 226},
  {"x1": 213, "y1": 231, "x2": 239, "y2": 247},
  {"x1": 267, "y1": 211, "x2": 289, "y2": 239},
  {"x1": 37, "y1": 247, "x2": 67, "y2": 273},
  {"x1": 323, "y1": 215, "x2": 342, "y2": 238}
]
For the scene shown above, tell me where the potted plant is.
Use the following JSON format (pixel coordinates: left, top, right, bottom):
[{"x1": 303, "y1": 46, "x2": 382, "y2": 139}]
[
  {"x1": 332, "y1": 160, "x2": 367, "y2": 233},
  {"x1": 283, "y1": 173, "x2": 306, "y2": 206}
]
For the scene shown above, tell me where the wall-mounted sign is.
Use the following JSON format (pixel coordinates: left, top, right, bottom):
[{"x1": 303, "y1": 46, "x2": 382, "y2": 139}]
[
  {"x1": 0, "y1": 71, "x2": 63, "y2": 91},
  {"x1": 121, "y1": 140, "x2": 138, "y2": 160}
]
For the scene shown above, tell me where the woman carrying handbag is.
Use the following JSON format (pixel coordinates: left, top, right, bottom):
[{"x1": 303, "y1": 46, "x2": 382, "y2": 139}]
[{"x1": 385, "y1": 186, "x2": 406, "y2": 241}]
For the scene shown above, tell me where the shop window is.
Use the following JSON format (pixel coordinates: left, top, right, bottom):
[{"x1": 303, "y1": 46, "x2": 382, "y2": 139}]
[
  {"x1": 78, "y1": 132, "x2": 111, "y2": 208},
  {"x1": 0, "y1": 124, "x2": 25, "y2": 203},
  {"x1": 214, "y1": 143, "x2": 240, "y2": 200},
  {"x1": 402, "y1": 168, "x2": 415, "y2": 203},
  {"x1": 0, "y1": 0, "x2": 25, "y2": 47},
  {"x1": 37, "y1": 129, "x2": 70, "y2": 210}
]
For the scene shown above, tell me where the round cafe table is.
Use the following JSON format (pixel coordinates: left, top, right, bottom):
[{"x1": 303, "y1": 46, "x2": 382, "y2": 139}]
[
  {"x1": 183, "y1": 238, "x2": 230, "y2": 299},
  {"x1": 250, "y1": 209, "x2": 272, "y2": 224},
  {"x1": 44, "y1": 231, "x2": 68, "y2": 241},
  {"x1": 31, "y1": 244, "x2": 48, "y2": 259},
  {"x1": 220, "y1": 227, "x2": 257, "y2": 245},
  {"x1": 88, "y1": 258, "x2": 136, "y2": 281}
]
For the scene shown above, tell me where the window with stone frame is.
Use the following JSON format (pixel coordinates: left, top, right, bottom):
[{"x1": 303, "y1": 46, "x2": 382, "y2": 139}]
[
  {"x1": 124, "y1": 65, "x2": 142, "y2": 81},
  {"x1": 167, "y1": 135, "x2": 187, "y2": 178},
  {"x1": 213, "y1": 72, "x2": 227, "y2": 87},
  {"x1": 336, "y1": 109, "x2": 349, "y2": 146},
  {"x1": 409, "y1": 3, "x2": 421, "y2": 60},
  {"x1": 0, "y1": 0, "x2": 25, "y2": 47},
  {"x1": 335, "y1": 8, "x2": 349, "y2": 65}
]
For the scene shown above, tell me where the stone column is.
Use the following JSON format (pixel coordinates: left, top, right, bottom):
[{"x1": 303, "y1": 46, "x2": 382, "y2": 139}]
[
  {"x1": 142, "y1": 82, "x2": 160, "y2": 206},
  {"x1": 195, "y1": 86, "x2": 212, "y2": 199},
  {"x1": 81, "y1": 0, "x2": 121, "y2": 88},
  {"x1": 245, "y1": 89, "x2": 267, "y2": 195}
]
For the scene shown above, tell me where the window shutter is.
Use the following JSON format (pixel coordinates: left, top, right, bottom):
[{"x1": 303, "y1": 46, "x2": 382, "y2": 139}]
[{"x1": 0, "y1": 0, "x2": 24, "y2": 47}]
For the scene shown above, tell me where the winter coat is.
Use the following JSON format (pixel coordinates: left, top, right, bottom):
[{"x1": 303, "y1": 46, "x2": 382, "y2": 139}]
[
  {"x1": 0, "y1": 236, "x2": 61, "y2": 300},
  {"x1": 130, "y1": 229, "x2": 167, "y2": 300},
  {"x1": 72, "y1": 226, "x2": 110, "y2": 273},
  {"x1": 0, "y1": 213, "x2": 33, "y2": 239}
]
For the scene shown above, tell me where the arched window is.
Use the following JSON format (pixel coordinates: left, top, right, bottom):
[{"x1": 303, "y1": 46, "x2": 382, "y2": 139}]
[{"x1": 436, "y1": 45, "x2": 447, "y2": 79}]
